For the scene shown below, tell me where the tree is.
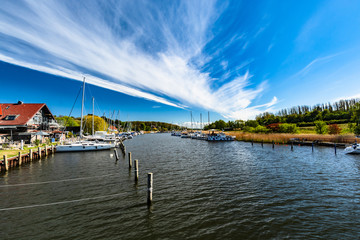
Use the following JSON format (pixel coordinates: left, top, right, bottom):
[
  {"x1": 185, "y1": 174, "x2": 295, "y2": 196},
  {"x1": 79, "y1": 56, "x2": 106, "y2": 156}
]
[
  {"x1": 279, "y1": 123, "x2": 299, "y2": 133},
  {"x1": 328, "y1": 124, "x2": 341, "y2": 135},
  {"x1": 83, "y1": 115, "x2": 107, "y2": 134},
  {"x1": 314, "y1": 120, "x2": 328, "y2": 134},
  {"x1": 140, "y1": 123, "x2": 146, "y2": 130},
  {"x1": 56, "y1": 116, "x2": 80, "y2": 127}
]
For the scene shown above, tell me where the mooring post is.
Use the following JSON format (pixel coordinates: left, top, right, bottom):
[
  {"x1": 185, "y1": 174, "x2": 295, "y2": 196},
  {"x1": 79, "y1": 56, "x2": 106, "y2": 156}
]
[
  {"x1": 29, "y1": 149, "x2": 33, "y2": 161},
  {"x1": 334, "y1": 143, "x2": 337, "y2": 155},
  {"x1": 134, "y1": 160, "x2": 139, "y2": 182},
  {"x1": 18, "y1": 152, "x2": 22, "y2": 166},
  {"x1": 128, "y1": 152, "x2": 132, "y2": 168},
  {"x1": 147, "y1": 172, "x2": 153, "y2": 205},
  {"x1": 291, "y1": 142, "x2": 294, "y2": 151},
  {"x1": 312, "y1": 142, "x2": 314, "y2": 152},
  {"x1": 251, "y1": 140, "x2": 253, "y2": 146},
  {"x1": 261, "y1": 140, "x2": 263, "y2": 148},
  {"x1": 38, "y1": 147, "x2": 41, "y2": 159},
  {"x1": 272, "y1": 140, "x2": 275, "y2": 149},
  {"x1": 3, "y1": 155, "x2": 8, "y2": 171},
  {"x1": 114, "y1": 149, "x2": 119, "y2": 161}
]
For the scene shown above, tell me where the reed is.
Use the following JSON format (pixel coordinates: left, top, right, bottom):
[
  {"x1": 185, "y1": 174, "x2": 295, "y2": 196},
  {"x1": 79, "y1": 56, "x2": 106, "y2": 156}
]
[{"x1": 227, "y1": 131, "x2": 356, "y2": 144}]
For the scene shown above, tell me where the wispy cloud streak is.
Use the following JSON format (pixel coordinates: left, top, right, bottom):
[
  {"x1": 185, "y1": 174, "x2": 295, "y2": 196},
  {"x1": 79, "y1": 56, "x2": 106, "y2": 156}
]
[{"x1": 0, "y1": 0, "x2": 275, "y2": 119}]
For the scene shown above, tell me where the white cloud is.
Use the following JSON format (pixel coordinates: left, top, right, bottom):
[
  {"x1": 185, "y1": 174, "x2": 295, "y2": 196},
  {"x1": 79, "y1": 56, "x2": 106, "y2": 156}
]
[{"x1": 0, "y1": 0, "x2": 275, "y2": 120}]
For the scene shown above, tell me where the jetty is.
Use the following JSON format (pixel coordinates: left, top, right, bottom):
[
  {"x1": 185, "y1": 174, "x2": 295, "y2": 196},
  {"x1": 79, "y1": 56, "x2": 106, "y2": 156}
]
[{"x1": 1, "y1": 145, "x2": 55, "y2": 172}]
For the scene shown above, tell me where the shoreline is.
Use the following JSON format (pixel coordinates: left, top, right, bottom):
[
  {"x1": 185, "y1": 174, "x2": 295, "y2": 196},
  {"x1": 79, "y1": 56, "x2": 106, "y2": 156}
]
[{"x1": 227, "y1": 131, "x2": 357, "y2": 146}]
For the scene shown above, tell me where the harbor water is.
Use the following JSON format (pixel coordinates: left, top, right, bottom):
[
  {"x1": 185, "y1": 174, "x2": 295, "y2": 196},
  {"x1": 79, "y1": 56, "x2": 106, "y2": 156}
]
[{"x1": 1, "y1": 133, "x2": 360, "y2": 239}]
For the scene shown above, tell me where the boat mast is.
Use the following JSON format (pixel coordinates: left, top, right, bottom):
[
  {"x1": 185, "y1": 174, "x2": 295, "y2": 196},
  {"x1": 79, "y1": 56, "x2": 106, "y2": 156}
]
[
  {"x1": 92, "y1": 97, "x2": 94, "y2": 136},
  {"x1": 80, "y1": 76, "x2": 86, "y2": 138}
]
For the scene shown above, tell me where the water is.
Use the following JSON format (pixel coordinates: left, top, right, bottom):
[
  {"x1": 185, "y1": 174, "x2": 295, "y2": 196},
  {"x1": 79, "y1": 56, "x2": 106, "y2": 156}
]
[{"x1": 1, "y1": 134, "x2": 360, "y2": 239}]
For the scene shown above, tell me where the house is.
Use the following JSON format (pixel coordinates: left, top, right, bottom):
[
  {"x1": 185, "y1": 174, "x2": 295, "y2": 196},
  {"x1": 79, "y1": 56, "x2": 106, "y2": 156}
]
[{"x1": 0, "y1": 101, "x2": 59, "y2": 143}]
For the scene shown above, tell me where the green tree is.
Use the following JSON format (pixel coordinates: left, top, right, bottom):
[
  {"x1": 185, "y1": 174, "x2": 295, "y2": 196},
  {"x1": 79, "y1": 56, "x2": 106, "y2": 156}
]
[
  {"x1": 56, "y1": 116, "x2": 80, "y2": 127},
  {"x1": 83, "y1": 115, "x2": 108, "y2": 134},
  {"x1": 314, "y1": 120, "x2": 328, "y2": 134}
]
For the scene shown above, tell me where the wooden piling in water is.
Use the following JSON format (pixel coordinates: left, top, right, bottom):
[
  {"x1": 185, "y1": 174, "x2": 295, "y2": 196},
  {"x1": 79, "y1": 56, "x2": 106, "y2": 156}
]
[
  {"x1": 18, "y1": 152, "x2": 22, "y2": 166},
  {"x1": 291, "y1": 142, "x2": 294, "y2": 151},
  {"x1": 29, "y1": 149, "x2": 33, "y2": 161},
  {"x1": 3, "y1": 155, "x2": 8, "y2": 171},
  {"x1": 272, "y1": 140, "x2": 275, "y2": 149},
  {"x1": 38, "y1": 147, "x2": 41, "y2": 159},
  {"x1": 128, "y1": 152, "x2": 132, "y2": 168},
  {"x1": 251, "y1": 140, "x2": 253, "y2": 146},
  {"x1": 134, "y1": 160, "x2": 139, "y2": 182},
  {"x1": 334, "y1": 144, "x2": 337, "y2": 155},
  {"x1": 261, "y1": 141, "x2": 263, "y2": 148},
  {"x1": 114, "y1": 149, "x2": 119, "y2": 161},
  {"x1": 312, "y1": 142, "x2": 314, "y2": 152},
  {"x1": 147, "y1": 172, "x2": 153, "y2": 205}
]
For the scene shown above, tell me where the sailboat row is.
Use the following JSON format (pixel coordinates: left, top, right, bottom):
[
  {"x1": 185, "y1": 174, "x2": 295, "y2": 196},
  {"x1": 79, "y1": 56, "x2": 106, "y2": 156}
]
[{"x1": 56, "y1": 77, "x2": 116, "y2": 152}]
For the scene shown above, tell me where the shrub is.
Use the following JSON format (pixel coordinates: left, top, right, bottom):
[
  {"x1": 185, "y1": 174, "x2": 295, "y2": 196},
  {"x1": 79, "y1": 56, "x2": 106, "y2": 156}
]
[
  {"x1": 328, "y1": 124, "x2": 341, "y2": 135},
  {"x1": 279, "y1": 123, "x2": 299, "y2": 133},
  {"x1": 34, "y1": 139, "x2": 41, "y2": 146},
  {"x1": 266, "y1": 123, "x2": 280, "y2": 132},
  {"x1": 254, "y1": 125, "x2": 271, "y2": 133},
  {"x1": 314, "y1": 121, "x2": 328, "y2": 134}
]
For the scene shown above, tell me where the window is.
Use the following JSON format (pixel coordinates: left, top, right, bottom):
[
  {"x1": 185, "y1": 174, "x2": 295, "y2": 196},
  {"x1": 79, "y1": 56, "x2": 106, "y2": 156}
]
[{"x1": 4, "y1": 115, "x2": 19, "y2": 120}]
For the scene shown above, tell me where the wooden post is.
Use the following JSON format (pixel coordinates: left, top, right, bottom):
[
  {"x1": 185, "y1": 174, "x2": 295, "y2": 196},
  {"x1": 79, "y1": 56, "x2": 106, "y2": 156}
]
[
  {"x1": 18, "y1": 152, "x2": 22, "y2": 166},
  {"x1": 38, "y1": 147, "x2": 41, "y2": 159},
  {"x1": 334, "y1": 144, "x2": 337, "y2": 155},
  {"x1": 147, "y1": 172, "x2": 153, "y2": 205},
  {"x1": 3, "y1": 155, "x2": 8, "y2": 171},
  {"x1": 261, "y1": 141, "x2": 263, "y2": 148},
  {"x1": 51, "y1": 145, "x2": 54, "y2": 154},
  {"x1": 134, "y1": 160, "x2": 139, "y2": 182},
  {"x1": 251, "y1": 140, "x2": 253, "y2": 146},
  {"x1": 29, "y1": 149, "x2": 33, "y2": 161},
  {"x1": 44, "y1": 145, "x2": 48, "y2": 156},
  {"x1": 114, "y1": 149, "x2": 119, "y2": 161},
  {"x1": 272, "y1": 140, "x2": 275, "y2": 149},
  {"x1": 312, "y1": 142, "x2": 314, "y2": 152},
  {"x1": 291, "y1": 142, "x2": 294, "y2": 151},
  {"x1": 128, "y1": 152, "x2": 132, "y2": 168}
]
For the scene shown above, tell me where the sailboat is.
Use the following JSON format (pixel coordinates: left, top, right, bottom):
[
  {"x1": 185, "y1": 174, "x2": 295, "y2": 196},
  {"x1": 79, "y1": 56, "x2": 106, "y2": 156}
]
[{"x1": 56, "y1": 77, "x2": 113, "y2": 152}]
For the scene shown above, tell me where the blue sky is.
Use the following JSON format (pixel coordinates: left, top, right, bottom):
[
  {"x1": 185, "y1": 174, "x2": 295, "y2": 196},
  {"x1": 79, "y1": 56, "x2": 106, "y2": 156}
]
[{"x1": 1, "y1": 0, "x2": 360, "y2": 126}]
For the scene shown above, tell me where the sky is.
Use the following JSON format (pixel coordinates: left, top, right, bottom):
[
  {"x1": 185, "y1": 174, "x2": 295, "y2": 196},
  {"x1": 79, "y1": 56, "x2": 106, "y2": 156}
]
[{"x1": 1, "y1": 0, "x2": 360, "y2": 127}]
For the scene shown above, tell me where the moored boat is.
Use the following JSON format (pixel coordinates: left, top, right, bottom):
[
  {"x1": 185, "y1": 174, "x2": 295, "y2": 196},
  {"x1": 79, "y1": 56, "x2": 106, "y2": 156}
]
[
  {"x1": 344, "y1": 143, "x2": 360, "y2": 154},
  {"x1": 207, "y1": 132, "x2": 235, "y2": 141}
]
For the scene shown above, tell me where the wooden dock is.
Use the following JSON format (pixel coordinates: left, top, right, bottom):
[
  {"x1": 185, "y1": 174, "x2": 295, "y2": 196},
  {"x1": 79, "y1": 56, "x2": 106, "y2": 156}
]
[{"x1": 1, "y1": 145, "x2": 56, "y2": 172}]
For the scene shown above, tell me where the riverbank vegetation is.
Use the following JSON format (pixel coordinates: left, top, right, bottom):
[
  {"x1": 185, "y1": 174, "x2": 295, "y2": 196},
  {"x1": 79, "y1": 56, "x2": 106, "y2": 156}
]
[{"x1": 205, "y1": 98, "x2": 360, "y2": 135}]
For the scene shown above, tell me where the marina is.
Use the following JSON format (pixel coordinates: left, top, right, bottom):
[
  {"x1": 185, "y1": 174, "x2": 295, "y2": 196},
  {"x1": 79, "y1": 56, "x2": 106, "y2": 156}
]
[{"x1": 1, "y1": 133, "x2": 360, "y2": 239}]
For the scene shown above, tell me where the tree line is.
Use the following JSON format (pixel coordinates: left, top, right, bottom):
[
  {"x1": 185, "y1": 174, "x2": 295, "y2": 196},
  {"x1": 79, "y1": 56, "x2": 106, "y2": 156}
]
[{"x1": 204, "y1": 98, "x2": 360, "y2": 135}]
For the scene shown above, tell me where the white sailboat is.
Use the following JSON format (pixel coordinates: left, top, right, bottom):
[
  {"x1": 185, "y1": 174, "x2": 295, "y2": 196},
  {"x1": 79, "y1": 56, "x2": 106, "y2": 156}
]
[{"x1": 56, "y1": 77, "x2": 113, "y2": 152}]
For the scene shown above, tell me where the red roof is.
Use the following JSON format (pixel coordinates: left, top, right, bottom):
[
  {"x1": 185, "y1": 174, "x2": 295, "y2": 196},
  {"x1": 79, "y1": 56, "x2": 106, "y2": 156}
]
[{"x1": 0, "y1": 103, "x2": 50, "y2": 126}]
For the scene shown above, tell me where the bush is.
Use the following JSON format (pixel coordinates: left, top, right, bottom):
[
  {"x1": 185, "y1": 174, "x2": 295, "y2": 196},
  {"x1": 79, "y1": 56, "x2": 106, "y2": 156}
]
[
  {"x1": 253, "y1": 125, "x2": 271, "y2": 133},
  {"x1": 266, "y1": 123, "x2": 280, "y2": 132},
  {"x1": 354, "y1": 125, "x2": 360, "y2": 136},
  {"x1": 279, "y1": 123, "x2": 299, "y2": 133},
  {"x1": 243, "y1": 126, "x2": 255, "y2": 132},
  {"x1": 34, "y1": 139, "x2": 41, "y2": 146},
  {"x1": 328, "y1": 124, "x2": 341, "y2": 135},
  {"x1": 314, "y1": 121, "x2": 328, "y2": 134}
]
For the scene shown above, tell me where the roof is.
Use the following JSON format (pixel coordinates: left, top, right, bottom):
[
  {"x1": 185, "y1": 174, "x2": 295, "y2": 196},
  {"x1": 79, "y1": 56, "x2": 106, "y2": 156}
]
[{"x1": 0, "y1": 103, "x2": 54, "y2": 126}]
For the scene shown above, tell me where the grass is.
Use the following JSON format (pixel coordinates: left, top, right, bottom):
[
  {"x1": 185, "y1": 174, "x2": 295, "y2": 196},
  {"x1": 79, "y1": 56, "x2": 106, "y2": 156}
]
[{"x1": 0, "y1": 143, "x2": 57, "y2": 158}]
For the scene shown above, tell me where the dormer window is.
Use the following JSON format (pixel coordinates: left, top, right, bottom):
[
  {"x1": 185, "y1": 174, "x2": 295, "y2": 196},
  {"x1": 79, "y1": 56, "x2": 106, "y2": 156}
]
[{"x1": 4, "y1": 115, "x2": 19, "y2": 120}]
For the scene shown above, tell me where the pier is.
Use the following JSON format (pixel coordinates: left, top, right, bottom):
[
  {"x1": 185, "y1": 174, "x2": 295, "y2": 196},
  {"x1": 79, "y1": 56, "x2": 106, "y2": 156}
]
[{"x1": 1, "y1": 145, "x2": 55, "y2": 172}]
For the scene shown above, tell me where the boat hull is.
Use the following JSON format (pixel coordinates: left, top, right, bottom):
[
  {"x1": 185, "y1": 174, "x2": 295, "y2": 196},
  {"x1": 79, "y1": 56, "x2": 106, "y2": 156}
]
[{"x1": 56, "y1": 143, "x2": 112, "y2": 152}]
